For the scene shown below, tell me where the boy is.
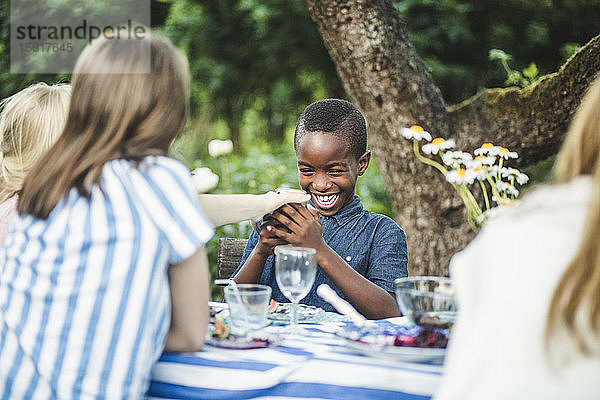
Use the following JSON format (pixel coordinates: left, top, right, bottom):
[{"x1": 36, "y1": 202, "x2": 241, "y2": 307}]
[{"x1": 233, "y1": 99, "x2": 407, "y2": 319}]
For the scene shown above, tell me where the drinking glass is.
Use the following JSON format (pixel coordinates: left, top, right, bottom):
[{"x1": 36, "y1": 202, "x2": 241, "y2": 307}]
[
  {"x1": 394, "y1": 276, "x2": 457, "y2": 327},
  {"x1": 275, "y1": 246, "x2": 317, "y2": 335},
  {"x1": 224, "y1": 283, "x2": 272, "y2": 336}
]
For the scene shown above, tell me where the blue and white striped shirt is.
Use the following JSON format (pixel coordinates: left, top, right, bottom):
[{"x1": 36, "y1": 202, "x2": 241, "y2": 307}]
[{"x1": 0, "y1": 156, "x2": 214, "y2": 399}]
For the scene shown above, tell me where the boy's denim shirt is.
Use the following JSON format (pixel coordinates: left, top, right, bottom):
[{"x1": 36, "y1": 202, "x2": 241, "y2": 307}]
[{"x1": 238, "y1": 195, "x2": 408, "y2": 312}]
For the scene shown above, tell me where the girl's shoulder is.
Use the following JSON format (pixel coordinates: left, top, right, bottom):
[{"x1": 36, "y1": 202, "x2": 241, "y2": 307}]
[
  {"x1": 138, "y1": 155, "x2": 189, "y2": 173},
  {"x1": 101, "y1": 156, "x2": 195, "y2": 202},
  {"x1": 106, "y1": 155, "x2": 190, "y2": 181}
]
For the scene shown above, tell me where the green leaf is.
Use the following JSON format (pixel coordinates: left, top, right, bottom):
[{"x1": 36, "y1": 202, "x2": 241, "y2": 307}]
[
  {"x1": 505, "y1": 71, "x2": 523, "y2": 86},
  {"x1": 522, "y1": 62, "x2": 539, "y2": 81}
]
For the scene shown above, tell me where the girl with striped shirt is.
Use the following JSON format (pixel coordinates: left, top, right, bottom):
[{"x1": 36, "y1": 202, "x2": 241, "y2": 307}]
[{"x1": 0, "y1": 32, "x2": 213, "y2": 398}]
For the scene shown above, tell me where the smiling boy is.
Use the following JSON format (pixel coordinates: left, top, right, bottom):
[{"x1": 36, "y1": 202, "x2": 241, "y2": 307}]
[{"x1": 233, "y1": 99, "x2": 407, "y2": 319}]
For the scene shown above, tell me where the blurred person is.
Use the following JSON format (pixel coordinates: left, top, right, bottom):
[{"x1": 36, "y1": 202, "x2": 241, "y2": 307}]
[
  {"x1": 0, "y1": 32, "x2": 213, "y2": 399},
  {"x1": 233, "y1": 99, "x2": 408, "y2": 319},
  {"x1": 435, "y1": 74, "x2": 600, "y2": 399},
  {"x1": 0, "y1": 82, "x2": 71, "y2": 244}
]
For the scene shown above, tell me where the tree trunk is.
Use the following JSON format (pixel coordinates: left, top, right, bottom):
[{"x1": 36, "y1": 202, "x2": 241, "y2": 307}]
[
  {"x1": 225, "y1": 101, "x2": 242, "y2": 154},
  {"x1": 306, "y1": 0, "x2": 600, "y2": 276}
]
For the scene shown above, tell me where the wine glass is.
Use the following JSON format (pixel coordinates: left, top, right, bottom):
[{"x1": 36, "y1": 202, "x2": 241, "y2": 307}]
[{"x1": 275, "y1": 246, "x2": 317, "y2": 335}]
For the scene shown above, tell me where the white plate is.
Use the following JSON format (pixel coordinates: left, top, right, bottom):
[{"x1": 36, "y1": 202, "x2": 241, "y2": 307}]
[
  {"x1": 336, "y1": 321, "x2": 448, "y2": 363},
  {"x1": 343, "y1": 339, "x2": 446, "y2": 363},
  {"x1": 206, "y1": 332, "x2": 282, "y2": 349},
  {"x1": 268, "y1": 303, "x2": 324, "y2": 322}
]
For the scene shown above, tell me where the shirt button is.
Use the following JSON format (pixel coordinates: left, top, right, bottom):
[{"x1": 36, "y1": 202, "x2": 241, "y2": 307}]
[{"x1": 346, "y1": 256, "x2": 352, "y2": 262}]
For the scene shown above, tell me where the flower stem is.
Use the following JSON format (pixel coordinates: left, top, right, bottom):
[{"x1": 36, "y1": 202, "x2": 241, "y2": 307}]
[
  {"x1": 479, "y1": 180, "x2": 491, "y2": 210},
  {"x1": 412, "y1": 140, "x2": 448, "y2": 176},
  {"x1": 451, "y1": 183, "x2": 482, "y2": 233},
  {"x1": 412, "y1": 140, "x2": 482, "y2": 232},
  {"x1": 498, "y1": 158, "x2": 504, "y2": 179},
  {"x1": 486, "y1": 174, "x2": 501, "y2": 202}
]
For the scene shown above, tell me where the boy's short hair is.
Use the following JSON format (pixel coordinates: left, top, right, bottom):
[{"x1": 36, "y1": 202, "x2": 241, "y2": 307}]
[{"x1": 294, "y1": 99, "x2": 367, "y2": 160}]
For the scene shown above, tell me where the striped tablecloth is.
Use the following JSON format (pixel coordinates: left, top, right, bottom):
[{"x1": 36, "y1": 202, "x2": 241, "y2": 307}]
[{"x1": 148, "y1": 318, "x2": 443, "y2": 399}]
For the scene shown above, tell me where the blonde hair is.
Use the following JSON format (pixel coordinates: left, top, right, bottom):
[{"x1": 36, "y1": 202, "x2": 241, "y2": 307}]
[
  {"x1": 0, "y1": 83, "x2": 71, "y2": 202},
  {"x1": 546, "y1": 73, "x2": 600, "y2": 356},
  {"x1": 19, "y1": 31, "x2": 190, "y2": 218}
]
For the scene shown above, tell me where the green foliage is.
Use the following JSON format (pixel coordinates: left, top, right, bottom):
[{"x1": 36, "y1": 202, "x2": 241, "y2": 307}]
[
  {"x1": 0, "y1": 2, "x2": 67, "y2": 100},
  {"x1": 356, "y1": 157, "x2": 393, "y2": 217},
  {"x1": 162, "y1": 0, "x2": 343, "y2": 149},
  {"x1": 396, "y1": 0, "x2": 600, "y2": 104},
  {"x1": 522, "y1": 155, "x2": 556, "y2": 192},
  {"x1": 560, "y1": 43, "x2": 582, "y2": 61},
  {"x1": 522, "y1": 63, "x2": 539, "y2": 82},
  {"x1": 488, "y1": 48, "x2": 539, "y2": 88},
  {"x1": 0, "y1": 0, "x2": 171, "y2": 100}
]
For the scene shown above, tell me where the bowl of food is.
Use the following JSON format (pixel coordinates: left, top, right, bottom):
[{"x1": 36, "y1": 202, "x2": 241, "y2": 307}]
[{"x1": 394, "y1": 276, "x2": 457, "y2": 328}]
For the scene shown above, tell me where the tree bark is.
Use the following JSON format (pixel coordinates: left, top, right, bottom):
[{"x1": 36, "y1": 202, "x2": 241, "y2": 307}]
[
  {"x1": 306, "y1": 0, "x2": 600, "y2": 276},
  {"x1": 449, "y1": 35, "x2": 600, "y2": 166}
]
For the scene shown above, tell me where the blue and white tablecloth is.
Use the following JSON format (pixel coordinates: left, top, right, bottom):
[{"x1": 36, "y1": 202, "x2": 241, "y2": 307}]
[{"x1": 148, "y1": 318, "x2": 443, "y2": 399}]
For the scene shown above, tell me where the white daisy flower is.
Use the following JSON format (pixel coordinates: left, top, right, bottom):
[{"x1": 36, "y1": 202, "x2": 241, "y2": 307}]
[
  {"x1": 495, "y1": 181, "x2": 510, "y2": 192},
  {"x1": 501, "y1": 167, "x2": 529, "y2": 185},
  {"x1": 500, "y1": 167, "x2": 512, "y2": 177},
  {"x1": 474, "y1": 142, "x2": 498, "y2": 156},
  {"x1": 492, "y1": 195, "x2": 515, "y2": 206},
  {"x1": 191, "y1": 167, "x2": 219, "y2": 193},
  {"x1": 400, "y1": 125, "x2": 432, "y2": 141},
  {"x1": 466, "y1": 158, "x2": 481, "y2": 169},
  {"x1": 498, "y1": 147, "x2": 518, "y2": 159},
  {"x1": 472, "y1": 154, "x2": 496, "y2": 166},
  {"x1": 494, "y1": 181, "x2": 519, "y2": 197},
  {"x1": 488, "y1": 165, "x2": 500, "y2": 176},
  {"x1": 469, "y1": 166, "x2": 487, "y2": 181},
  {"x1": 442, "y1": 151, "x2": 473, "y2": 167},
  {"x1": 446, "y1": 168, "x2": 476, "y2": 185},
  {"x1": 515, "y1": 171, "x2": 529, "y2": 185},
  {"x1": 399, "y1": 124, "x2": 529, "y2": 232},
  {"x1": 422, "y1": 137, "x2": 456, "y2": 155},
  {"x1": 507, "y1": 184, "x2": 520, "y2": 197},
  {"x1": 208, "y1": 139, "x2": 233, "y2": 157}
]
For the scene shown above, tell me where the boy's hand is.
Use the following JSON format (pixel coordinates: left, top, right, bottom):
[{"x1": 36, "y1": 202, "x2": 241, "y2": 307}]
[
  {"x1": 249, "y1": 188, "x2": 310, "y2": 228},
  {"x1": 267, "y1": 203, "x2": 324, "y2": 251},
  {"x1": 254, "y1": 213, "x2": 290, "y2": 257}
]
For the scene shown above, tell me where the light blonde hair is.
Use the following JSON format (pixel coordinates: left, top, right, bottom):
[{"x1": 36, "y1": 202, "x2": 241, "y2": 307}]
[
  {"x1": 0, "y1": 83, "x2": 71, "y2": 202},
  {"x1": 546, "y1": 73, "x2": 600, "y2": 356},
  {"x1": 19, "y1": 31, "x2": 190, "y2": 219}
]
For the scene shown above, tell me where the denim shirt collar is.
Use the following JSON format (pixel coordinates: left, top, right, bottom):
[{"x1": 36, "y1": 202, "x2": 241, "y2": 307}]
[{"x1": 310, "y1": 195, "x2": 363, "y2": 224}]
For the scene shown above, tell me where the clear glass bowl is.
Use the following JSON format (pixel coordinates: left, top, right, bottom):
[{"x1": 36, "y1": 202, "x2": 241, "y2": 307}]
[{"x1": 394, "y1": 276, "x2": 457, "y2": 327}]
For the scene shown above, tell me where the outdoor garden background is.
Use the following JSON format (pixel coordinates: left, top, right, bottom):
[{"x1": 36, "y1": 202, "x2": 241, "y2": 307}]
[{"x1": 1, "y1": 0, "x2": 599, "y2": 298}]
